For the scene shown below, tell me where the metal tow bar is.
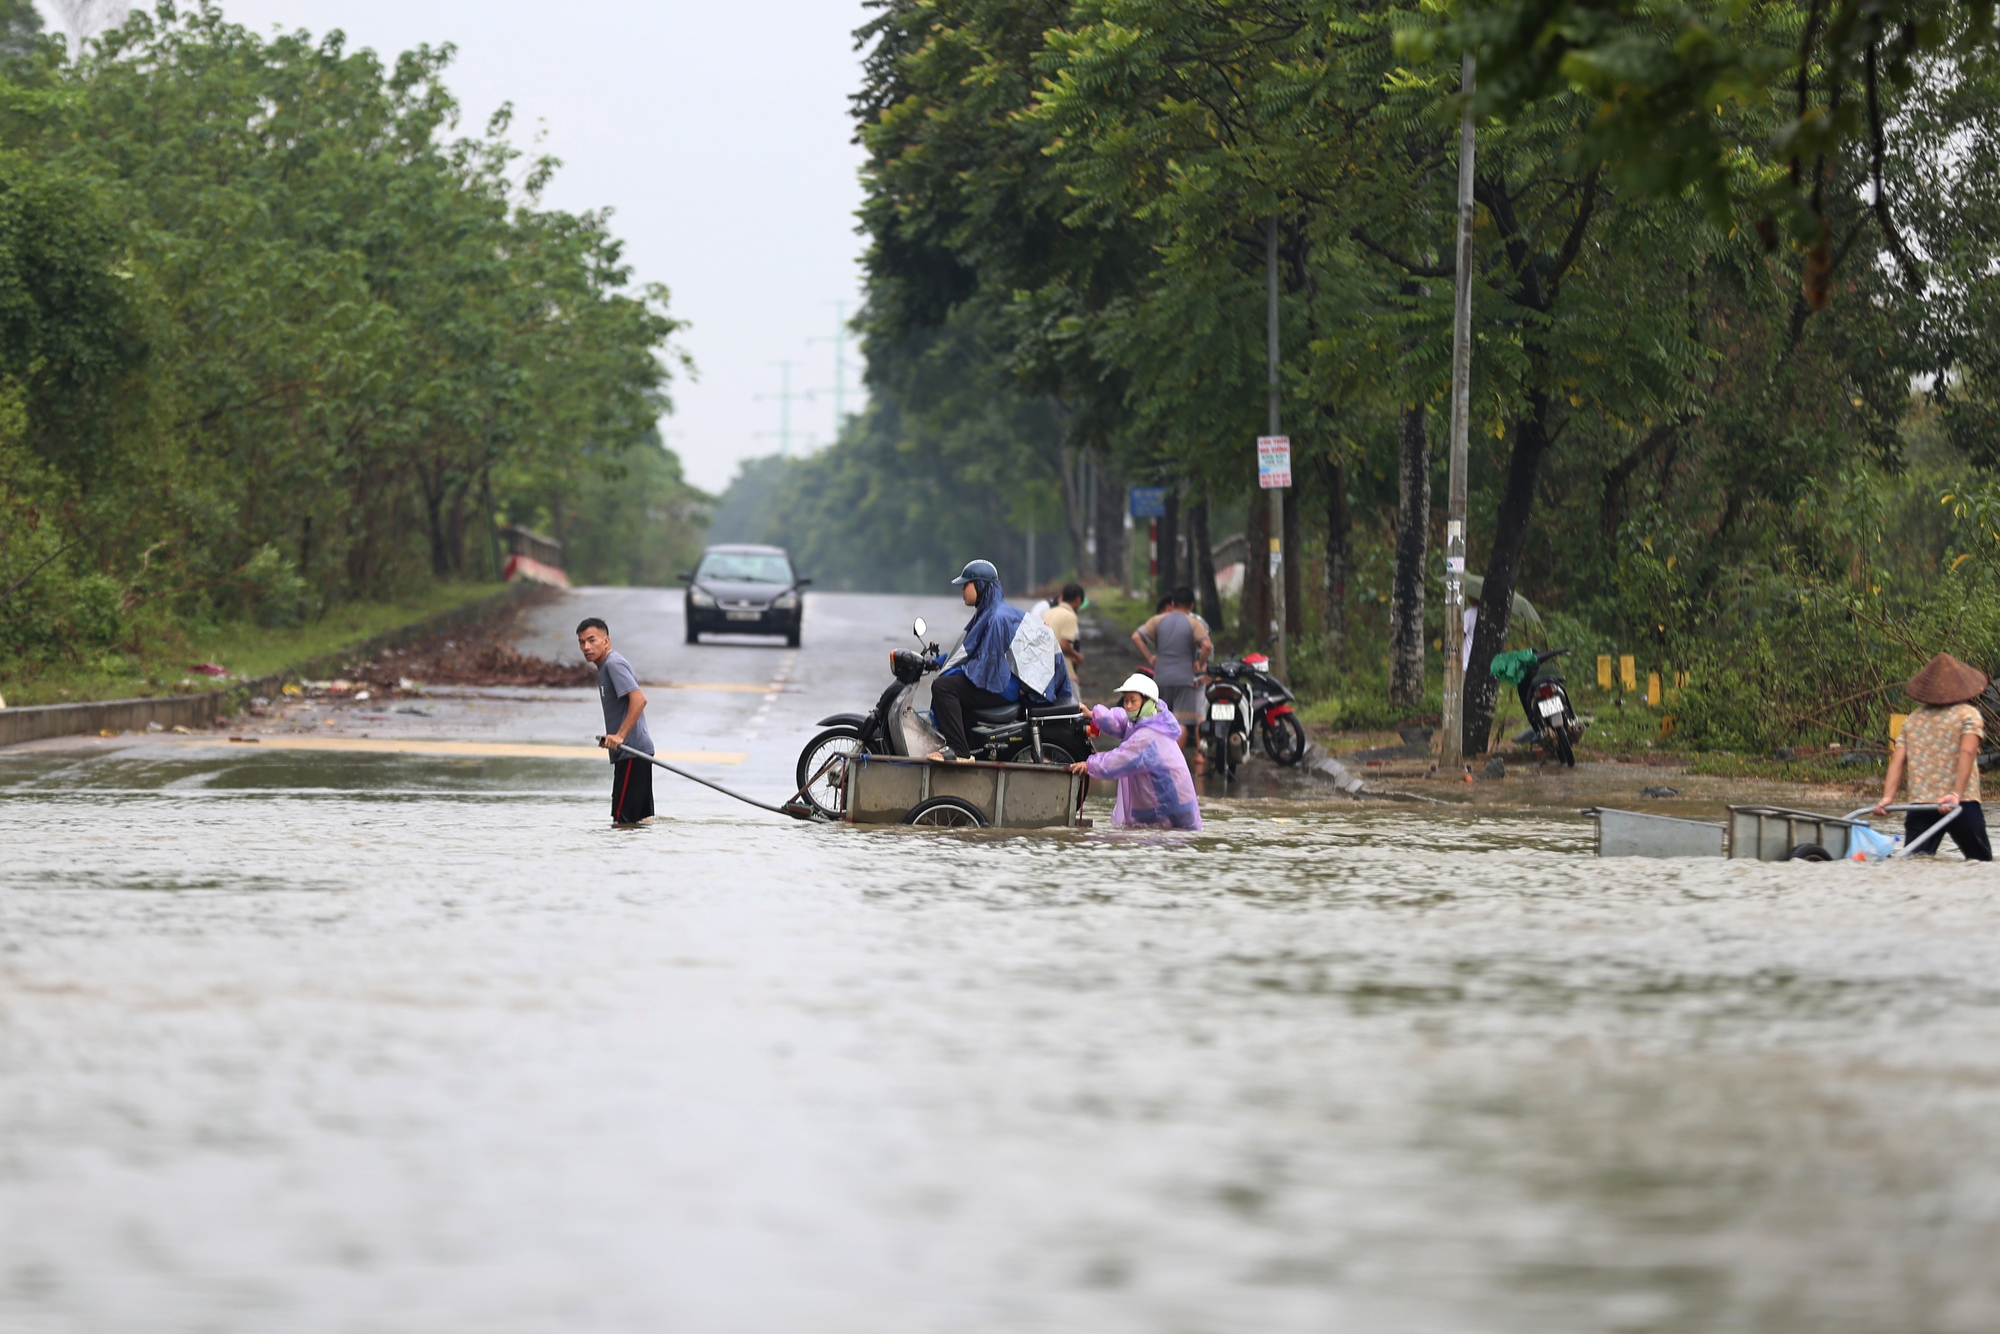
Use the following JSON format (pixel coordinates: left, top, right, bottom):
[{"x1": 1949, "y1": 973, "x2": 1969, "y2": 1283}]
[{"x1": 599, "y1": 738, "x2": 833, "y2": 822}]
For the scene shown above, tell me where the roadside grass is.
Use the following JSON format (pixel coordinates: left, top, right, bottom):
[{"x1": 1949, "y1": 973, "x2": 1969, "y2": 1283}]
[{"x1": 1, "y1": 582, "x2": 505, "y2": 707}]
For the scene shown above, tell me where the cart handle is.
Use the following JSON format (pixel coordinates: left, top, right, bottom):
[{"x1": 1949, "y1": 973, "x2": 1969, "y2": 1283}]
[{"x1": 1840, "y1": 803, "x2": 1965, "y2": 858}]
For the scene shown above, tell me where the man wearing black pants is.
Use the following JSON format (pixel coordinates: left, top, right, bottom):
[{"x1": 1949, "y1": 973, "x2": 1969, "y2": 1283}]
[{"x1": 932, "y1": 671, "x2": 1014, "y2": 759}]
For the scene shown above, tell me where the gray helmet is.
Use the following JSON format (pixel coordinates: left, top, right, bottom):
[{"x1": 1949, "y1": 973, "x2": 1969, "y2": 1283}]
[{"x1": 951, "y1": 559, "x2": 999, "y2": 586}]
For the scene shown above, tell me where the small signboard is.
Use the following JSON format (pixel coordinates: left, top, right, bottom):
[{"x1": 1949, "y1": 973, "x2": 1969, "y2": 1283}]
[
  {"x1": 1128, "y1": 485, "x2": 1167, "y2": 518},
  {"x1": 1257, "y1": 436, "x2": 1291, "y2": 489}
]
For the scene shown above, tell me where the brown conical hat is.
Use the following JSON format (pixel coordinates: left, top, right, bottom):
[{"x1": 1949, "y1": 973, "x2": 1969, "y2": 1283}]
[{"x1": 1906, "y1": 653, "x2": 1988, "y2": 707}]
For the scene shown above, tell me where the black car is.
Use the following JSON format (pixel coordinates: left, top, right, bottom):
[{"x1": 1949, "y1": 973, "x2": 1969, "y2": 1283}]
[{"x1": 680, "y1": 545, "x2": 810, "y2": 646}]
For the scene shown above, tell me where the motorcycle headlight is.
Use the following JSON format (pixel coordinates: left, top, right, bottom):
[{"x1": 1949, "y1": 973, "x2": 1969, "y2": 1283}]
[
  {"x1": 772, "y1": 591, "x2": 799, "y2": 610},
  {"x1": 689, "y1": 586, "x2": 717, "y2": 608}
]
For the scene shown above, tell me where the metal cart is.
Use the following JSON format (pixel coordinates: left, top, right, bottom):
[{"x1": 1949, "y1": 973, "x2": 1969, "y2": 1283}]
[
  {"x1": 836, "y1": 753, "x2": 1090, "y2": 829},
  {"x1": 1587, "y1": 802, "x2": 1962, "y2": 861}
]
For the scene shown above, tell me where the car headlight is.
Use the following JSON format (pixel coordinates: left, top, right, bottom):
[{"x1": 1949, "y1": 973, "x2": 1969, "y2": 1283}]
[
  {"x1": 689, "y1": 587, "x2": 717, "y2": 608},
  {"x1": 772, "y1": 591, "x2": 799, "y2": 610}
]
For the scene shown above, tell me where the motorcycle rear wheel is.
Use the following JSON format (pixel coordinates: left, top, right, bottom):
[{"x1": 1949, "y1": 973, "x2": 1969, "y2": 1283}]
[
  {"x1": 795, "y1": 725, "x2": 866, "y2": 819},
  {"x1": 1553, "y1": 727, "x2": 1576, "y2": 768},
  {"x1": 1262, "y1": 713, "x2": 1307, "y2": 765}
]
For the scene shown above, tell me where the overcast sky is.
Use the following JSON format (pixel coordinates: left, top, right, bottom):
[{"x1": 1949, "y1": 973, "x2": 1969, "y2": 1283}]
[{"x1": 42, "y1": 0, "x2": 874, "y2": 494}]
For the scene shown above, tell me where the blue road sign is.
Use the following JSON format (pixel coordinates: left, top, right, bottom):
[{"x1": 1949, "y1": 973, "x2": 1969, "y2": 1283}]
[{"x1": 1128, "y1": 486, "x2": 1167, "y2": 519}]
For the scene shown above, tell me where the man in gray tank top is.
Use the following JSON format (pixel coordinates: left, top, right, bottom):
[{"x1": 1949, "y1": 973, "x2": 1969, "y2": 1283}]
[{"x1": 1132, "y1": 586, "x2": 1211, "y2": 725}]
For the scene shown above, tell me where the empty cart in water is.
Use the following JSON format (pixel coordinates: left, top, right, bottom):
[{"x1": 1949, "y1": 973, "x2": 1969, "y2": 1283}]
[{"x1": 1587, "y1": 803, "x2": 1962, "y2": 861}]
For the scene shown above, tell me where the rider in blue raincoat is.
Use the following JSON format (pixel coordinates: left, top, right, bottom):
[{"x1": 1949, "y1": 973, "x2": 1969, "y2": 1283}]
[{"x1": 929, "y1": 559, "x2": 1069, "y2": 760}]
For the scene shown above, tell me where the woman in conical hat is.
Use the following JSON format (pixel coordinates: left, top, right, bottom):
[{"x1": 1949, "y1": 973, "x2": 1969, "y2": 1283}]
[{"x1": 1872, "y1": 653, "x2": 1993, "y2": 860}]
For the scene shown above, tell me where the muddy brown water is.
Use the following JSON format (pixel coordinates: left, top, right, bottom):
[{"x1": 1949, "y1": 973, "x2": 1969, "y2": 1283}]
[{"x1": 3, "y1": 590, "x2": 1997, "y2": 1333}]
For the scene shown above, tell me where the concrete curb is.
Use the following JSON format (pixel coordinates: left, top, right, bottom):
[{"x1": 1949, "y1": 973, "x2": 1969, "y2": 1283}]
[
  {"x1": 1301, "y1": 741, "x2": 1367, "y2": 795},
  {"x1": 0, "y1": 582, "x2": 549, "y2": 749}
]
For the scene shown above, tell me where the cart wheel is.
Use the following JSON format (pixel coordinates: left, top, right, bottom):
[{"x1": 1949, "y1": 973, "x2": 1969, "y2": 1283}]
[
  {"x1": 904, "y1": 796, "x2": 989, "y2": 828},
  {"x1": 1784, "y1": 842, "x2": 1832, "y2": 862}
]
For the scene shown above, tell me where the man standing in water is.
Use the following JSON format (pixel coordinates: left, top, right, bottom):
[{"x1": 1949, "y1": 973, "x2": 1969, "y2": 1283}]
[{"x1": 577, "y1": 617, "x2": 654, "y2": 826}]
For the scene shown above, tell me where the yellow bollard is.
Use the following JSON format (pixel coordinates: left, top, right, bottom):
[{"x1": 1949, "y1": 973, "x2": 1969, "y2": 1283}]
[
  {"x1": 1619, "y1": 655, "x2": 1637, "y2": 692},
  {"x1": 1646, "y1": 671, "x2": 1662, "y2": 706},
  {"x1": 1889, "y1": 712, "x2": 1908, "y2": 742},
  {"x1": 1674, "y1": 671, "x2": 1689, "y2": 690},
  {"x1": 1597, "y1": 655, "x2": 1613, "y2": 689}
]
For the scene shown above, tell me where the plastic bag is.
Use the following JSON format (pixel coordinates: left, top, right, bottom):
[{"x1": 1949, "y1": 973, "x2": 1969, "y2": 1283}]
[{"x1": 1846, "y1": 822, "x2": 1898, "y2": 861}]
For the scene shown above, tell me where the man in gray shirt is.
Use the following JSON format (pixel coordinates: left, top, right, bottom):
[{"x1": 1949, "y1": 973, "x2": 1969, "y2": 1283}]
[
  {"x1": 577, "y1": 617, "x2": 654, "y2": 825},
  {"x1": 1132, "y1": 586, "x2": 1212, "y2": 765}
]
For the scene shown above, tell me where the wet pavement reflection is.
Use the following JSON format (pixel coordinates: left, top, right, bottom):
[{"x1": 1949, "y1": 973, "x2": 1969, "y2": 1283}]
[{"x1": 4, "y1": 591, "x2": 1999, "y2": 1333}]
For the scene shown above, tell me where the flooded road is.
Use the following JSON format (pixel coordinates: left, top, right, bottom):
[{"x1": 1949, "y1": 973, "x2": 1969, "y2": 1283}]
[{"x1": 4, "y1": 590, "x2": 2000, "y2": 1333}]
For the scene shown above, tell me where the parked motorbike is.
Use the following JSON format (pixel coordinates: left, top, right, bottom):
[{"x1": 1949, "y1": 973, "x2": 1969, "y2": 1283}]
[
  {"x1": 1199, "y1": 670, "x2": 1252, "y2": 780},
  {"x1": 1202, "y1": 655, "x2": 1307, "y2": 776},
  {"x1": 793, "y1": 616, "x2": 1090, "y2": 818},
  {"x1": 1511, "y1": 648, "x2": 1584, "y2": 767}
]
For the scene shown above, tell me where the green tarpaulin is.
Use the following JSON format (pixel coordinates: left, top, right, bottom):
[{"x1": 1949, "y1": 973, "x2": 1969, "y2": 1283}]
[{"x1": 1488, "y1": 648, "x2": 1542, "y2": 686}]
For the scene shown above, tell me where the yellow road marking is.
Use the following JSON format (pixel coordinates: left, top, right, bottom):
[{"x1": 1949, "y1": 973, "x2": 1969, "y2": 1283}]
[{"x1": 178, "y1": 736, "x2": 746, "y2": 764}]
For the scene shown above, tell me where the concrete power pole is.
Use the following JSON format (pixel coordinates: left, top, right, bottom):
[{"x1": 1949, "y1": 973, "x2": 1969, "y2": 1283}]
[
  {"x1": 1441, "y1": 54, "x2": 1477, "y2": 772},
  {"x1": 1265, "y1": 216, "x2": 1289, "y2": 682}
]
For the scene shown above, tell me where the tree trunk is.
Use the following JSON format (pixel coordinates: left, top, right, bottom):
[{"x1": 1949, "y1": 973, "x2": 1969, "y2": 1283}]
[
  {"x1": 420, "y1": 465, "x2": 451, "y2": 579},
  {"x1": 1159, "y1": 484, "x2": 1179, "y2": 595},
  {"x1": 1048, "y1": 397, "x2": 1091, "y2": 579},
  {"x1": 1093, "y1": 453, "x2": 1126, "y2": 584},
  {"x1": 1243, "y1": 476, "x2": 1269, "y2": 646},
  {"x1": 1283, "y1": 484, "x2": 1302, "y2": 640},
  {"x1": 1462, "y1": 388, "x2": 1554, "y2": 756},
  {"x1": 1191, "y1": 497, "x2": 1222, "y2": 631},
  {"x1": 1390, "y1": 402, "x2": 1430, "y2": 706},
  {"x1": 1319, "y1": 455, "x2": 1350, "y2": 667}
]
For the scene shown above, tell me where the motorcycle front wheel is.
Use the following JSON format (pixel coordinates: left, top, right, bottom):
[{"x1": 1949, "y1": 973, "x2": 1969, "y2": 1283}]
[
  {"x1": 796, "y1": 725, "x2": 866, "y2": 819},
  {"x1": 1262, "y1": 713, "x2": 1307, "y2": 765}
]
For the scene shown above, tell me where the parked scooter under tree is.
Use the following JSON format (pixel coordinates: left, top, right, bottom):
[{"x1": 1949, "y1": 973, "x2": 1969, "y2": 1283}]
[{"x1": 1492, "y1": 647, "x2": 1585, "y2": 768}]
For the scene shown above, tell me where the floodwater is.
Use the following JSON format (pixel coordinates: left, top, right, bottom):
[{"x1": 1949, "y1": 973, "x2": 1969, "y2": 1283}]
[{"x1": 3, "y1": 591, "x2": 1999, "y2": 1333}]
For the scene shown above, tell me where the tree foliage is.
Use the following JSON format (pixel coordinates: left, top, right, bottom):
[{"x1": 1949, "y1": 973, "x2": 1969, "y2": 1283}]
[
  {"x1": 837, "y1": 0, "x2": 2000, "y2": 752},
  {"x1": 0, "y1": 3, "x2": 694, "y2": 673}
]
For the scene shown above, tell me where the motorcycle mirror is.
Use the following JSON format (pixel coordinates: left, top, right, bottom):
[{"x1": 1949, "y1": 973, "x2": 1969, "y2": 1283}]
[{"x1": 912, "y1": 616, "x2": 927, "y2": 640}]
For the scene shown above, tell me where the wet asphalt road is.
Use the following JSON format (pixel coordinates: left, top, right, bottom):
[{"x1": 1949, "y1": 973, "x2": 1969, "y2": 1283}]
[{"x1": 4, "y1": 590, "x2": 2000, "y2": 1333}]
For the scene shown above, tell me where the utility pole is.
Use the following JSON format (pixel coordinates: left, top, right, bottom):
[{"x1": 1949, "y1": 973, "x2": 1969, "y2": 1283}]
[
  {"x1": 1441, "y1": 53, "x2": 1477, "y2": 772},
  {"x1": 754, "y1": 360, "x2": 804, "y2": 457},
  {"x1": 1265, "y1": 215, "x2": 1289, "y2": 682},
  {"x1": 807, "y1": 301, "x2": 852, "y2": 444}
]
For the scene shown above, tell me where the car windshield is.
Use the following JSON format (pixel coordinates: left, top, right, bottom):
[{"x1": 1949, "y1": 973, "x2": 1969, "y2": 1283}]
[{"x1": 697, "y1": 552, "x2": 793, "y2": 584}]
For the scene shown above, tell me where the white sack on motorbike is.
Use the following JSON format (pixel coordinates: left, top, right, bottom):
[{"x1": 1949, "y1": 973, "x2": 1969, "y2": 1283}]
[{"x1": 1007, "y1": 615, "x2": 1060, "y2": 697}]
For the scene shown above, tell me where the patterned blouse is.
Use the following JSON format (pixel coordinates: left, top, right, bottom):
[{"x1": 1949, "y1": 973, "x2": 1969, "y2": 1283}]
[{"x1": 1895, "y1": 703, "x2": 1984, "y2": 804}]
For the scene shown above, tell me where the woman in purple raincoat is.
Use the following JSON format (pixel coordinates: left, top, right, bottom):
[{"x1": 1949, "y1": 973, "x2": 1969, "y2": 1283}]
[{"x1": 1067, "y1": 674, "x2": 1203, "y2": 830}]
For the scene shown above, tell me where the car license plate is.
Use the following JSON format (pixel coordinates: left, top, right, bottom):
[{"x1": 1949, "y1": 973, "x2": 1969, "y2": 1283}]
[
  {"x1": 1209, "y1": 703, "x2": 1236, "y2": 721},
  {"x1": 1538, "y1": 696, "x2": 1565, "y2": 718},
  {"x1": 726, "y1": 611, "x2": 762, "y2": 622}
]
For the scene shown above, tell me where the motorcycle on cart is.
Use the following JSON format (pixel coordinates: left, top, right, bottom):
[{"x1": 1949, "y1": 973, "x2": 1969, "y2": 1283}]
[{"x1": 792, "y1": 617, "x2": 1091, "y2": 820}]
